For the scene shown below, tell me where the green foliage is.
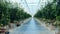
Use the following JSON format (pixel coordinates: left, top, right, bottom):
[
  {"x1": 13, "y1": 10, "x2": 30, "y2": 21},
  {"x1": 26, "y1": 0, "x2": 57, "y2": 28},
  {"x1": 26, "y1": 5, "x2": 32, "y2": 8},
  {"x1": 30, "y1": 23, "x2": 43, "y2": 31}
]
[
  {"x1": 0, "y1": 0, "x2": 31, "y2": 26},
  {"x1": 35, "y1": 2, "x2": 56, "y2": 20},
  {"x1": 34, "y1": 0, "x2": 60, "y2": 27},
  {"x1": 56, "y1": 16, "x2": 60, "y2": 21}
]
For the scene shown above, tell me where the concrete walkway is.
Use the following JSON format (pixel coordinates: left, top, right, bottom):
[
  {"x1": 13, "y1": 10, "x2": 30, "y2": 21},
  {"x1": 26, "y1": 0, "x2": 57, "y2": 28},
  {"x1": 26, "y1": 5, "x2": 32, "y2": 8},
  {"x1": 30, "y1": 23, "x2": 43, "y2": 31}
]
[{"x1": 10, "y1": 18, "x2": 55, "y2": 34}]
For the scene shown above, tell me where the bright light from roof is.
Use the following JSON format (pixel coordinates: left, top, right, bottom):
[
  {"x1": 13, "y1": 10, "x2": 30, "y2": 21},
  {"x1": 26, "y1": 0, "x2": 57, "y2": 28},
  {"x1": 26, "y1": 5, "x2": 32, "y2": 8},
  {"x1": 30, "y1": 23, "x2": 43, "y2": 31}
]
[{"x1": 8, "y1": 0, "x2": 53, "y2": 16}]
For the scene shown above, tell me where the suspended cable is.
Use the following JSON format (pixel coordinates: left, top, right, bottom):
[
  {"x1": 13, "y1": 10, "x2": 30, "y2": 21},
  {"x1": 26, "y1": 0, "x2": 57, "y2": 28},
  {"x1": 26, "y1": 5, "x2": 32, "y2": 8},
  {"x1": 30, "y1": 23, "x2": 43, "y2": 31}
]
[
  {"x1": 24, "y1": 0, "x2": 31, "y2": 12},
  {"x1": 36, "y1": 0, "x2": 41, "y2": 9}
]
